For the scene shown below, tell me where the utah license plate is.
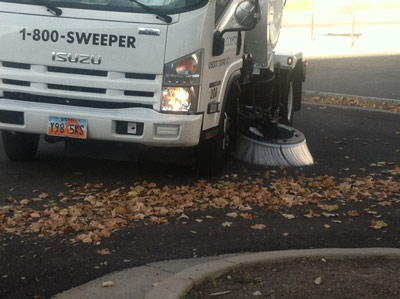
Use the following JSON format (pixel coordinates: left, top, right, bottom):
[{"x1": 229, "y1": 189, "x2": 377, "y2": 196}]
[{"x1": 47, "y1": 116, "x2": 87, "y2": 139}]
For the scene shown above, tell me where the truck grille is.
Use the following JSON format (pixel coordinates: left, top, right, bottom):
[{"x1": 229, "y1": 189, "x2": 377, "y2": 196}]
[{"x1": 0, "y1": 61, "x2": 160, "y2": 108}]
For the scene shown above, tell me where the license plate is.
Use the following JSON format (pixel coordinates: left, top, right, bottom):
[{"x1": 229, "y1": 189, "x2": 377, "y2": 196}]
[{"x1": 47, "y1": 116, "x2": 87, "y2": 139}]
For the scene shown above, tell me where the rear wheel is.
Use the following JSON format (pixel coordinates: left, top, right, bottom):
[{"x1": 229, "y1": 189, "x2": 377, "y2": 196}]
[
  {"x1": 280, "y1": 78, "x2": 294, "y2": 125},
  {"x1": 2, "y1": 131, "x2": 40, "y2": 161}
]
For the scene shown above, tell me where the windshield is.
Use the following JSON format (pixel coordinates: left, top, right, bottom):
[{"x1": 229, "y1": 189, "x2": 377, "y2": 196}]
[{"x1": 0, "y1": 0, "x2": 207, "y2": 13}]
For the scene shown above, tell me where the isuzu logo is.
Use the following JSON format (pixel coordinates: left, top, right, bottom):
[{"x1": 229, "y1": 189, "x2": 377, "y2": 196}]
[{"x1": 52, "y1": 52, "x2": 102, "y2": 65}]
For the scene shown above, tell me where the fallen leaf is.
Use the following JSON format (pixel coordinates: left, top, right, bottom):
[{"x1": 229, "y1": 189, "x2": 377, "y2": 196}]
[
  {"x1": 322, "y1": 212, "x2": 337, "y2": 218},
  {"x1": 6, "y1": 197, "x2": 16, "y2": 203},
  {"x1": 318, "y1": 204, "x2": 339, "y2": 212},
  {"x1": 370, "y1": 220, "x2": 388, "y2": 230},
  {"x1": 38, "y1": 193, "x2": 49, "y2": 199},
  {"x1": 221, "y1": 222, "x2": 232, "y2": 227},
  {"x1": 226, "y1": 212, "x2": 238, "y2": 218},
  {"x1": 240, "y1": 213, "x2": 253, "y2": 220},
  {"x1": 251, "y1": 224, "x2": 266, "y2": 230},
  {"x1": 113, "y1": 205, "x2": 128, "y2": 215},
  {"x1": 314, "y1": 277, "x2": 323, "y2": 285},
  {"x1": 282, "y1": 213, "x2": 295, "y2": 220},
  {"x1": 347, "y1": 210, "x2": 360, "y2": 217},
  {"x1": 102, "y1": 281, "x2": 114, "y2": 288},
  {"x1": 323, "y1": 224, "x2": 331, "y2": 229},
  {"x1": 30, "y1": 212, "x2": 41, "y2": 218},
  {"x1": 304, "y1": 210, "x2": 320, "y2": 218},
  {"x1": 177, "y1": 214, "x2": 189, "y2": 220},
  {"x1": 20, "y1": 199, "x2": 30, "y2": 205},
  {"x1": 96, "y1": 249, "x2": 112, "y2": 255}
]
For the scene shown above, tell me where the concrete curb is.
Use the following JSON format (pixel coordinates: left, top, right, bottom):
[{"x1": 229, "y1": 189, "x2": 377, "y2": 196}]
[
  {"x1": 145, "y1": 248, "x2": 400, "y2": 299},
  {"x1": 303, "y1": 90, "x2": 400, "y2": 106}
]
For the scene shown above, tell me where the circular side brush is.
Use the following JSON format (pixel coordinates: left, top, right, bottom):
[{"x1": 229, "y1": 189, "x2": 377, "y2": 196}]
[{"x1": 232, "y1": 123, "x2": 314, "y2": 166}]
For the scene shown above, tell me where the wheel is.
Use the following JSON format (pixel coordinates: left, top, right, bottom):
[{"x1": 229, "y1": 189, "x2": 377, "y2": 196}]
[
  {"x1": 195, "y1": 91, "x2": 238, "y2": 176},
  {"x1": 280, "y1": 78, "x2": 294, "y2": 125},
  {"x1": 2, "y1": 131, "x2": 40, "y2": 161},
  {"x1": 194, "y1": 121, "x2": 225, "y2": 176}
]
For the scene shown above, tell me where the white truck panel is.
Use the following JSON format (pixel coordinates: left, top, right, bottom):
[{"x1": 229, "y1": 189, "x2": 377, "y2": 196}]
[{"x1": 0, "y1": 98, "x2": 202, "y2": 146}]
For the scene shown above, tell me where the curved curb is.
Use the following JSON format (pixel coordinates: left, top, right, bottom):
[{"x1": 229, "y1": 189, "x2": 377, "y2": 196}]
[
  {"x1": 145, "y1": 248, "x2": 400, "y2": 299},
  {"x1": 303, "y1": 90, "x2": 400, "y2": 106}
]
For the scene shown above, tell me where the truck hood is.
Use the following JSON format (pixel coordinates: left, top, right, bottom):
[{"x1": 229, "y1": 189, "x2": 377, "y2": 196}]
[{"x1": 0, "y1": 4, "x2": 170, "y2": 74}]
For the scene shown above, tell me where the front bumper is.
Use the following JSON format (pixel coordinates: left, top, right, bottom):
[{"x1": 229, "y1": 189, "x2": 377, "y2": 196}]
[{"x1": 0, "y1": 98, "x2": 203, "y2": 147}]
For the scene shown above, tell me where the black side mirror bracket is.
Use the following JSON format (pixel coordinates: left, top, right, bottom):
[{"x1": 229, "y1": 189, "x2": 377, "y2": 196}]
[{"x1": 212, "y1": 31, "x2": 225, "y2": 57}]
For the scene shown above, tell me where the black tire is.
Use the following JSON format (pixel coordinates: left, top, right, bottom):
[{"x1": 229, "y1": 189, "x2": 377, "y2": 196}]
[
  {"x1": 195, "y1": 90, "x2": 238, "y2": 176},
  {"x1": 2, "y1": 131, "x2": 40, "y2": 161},
  {"x1": 194, "y1": 121, "x2": 225, "y2": 176},
  {"x1": 280, "y1": 77, "x2": 294, "y2": 126}
]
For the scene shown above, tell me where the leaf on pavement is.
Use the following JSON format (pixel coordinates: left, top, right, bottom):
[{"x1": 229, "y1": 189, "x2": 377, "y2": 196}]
[
  {"x1": 96, "y1": 249, "x2": 112, "y2": 255},
  {"x1": 6, "y1": 196, "x2": 16, "y2": 203},
  {"x1": 314, "y1": 277, "x2": 323, "y2": 285},
  {"x1": 322, "y1": 212, "x2": 337, "y2": 217},
  {"x1": 221, "y1": 222, "x2": 232, "y2": 227},
  {"x1": 318, "y1": 204, "x2": 339, "y2": 212},
  {"x1": 226, "y1": 212, "x2": 238, "y2": 218},
  {"x1": 370, "y1": 220, "x2": 388, "y2": 230},
  {"x1": 304, "y1": 210, "x2": 320, "y2": 218},
  {"x1": 240, "y1": 213, "x2": 253, "y2": 220},
  {"x1": 347, "y1": 210, "x2": 360, "y2": 217},
  {"x1": 102, "y1": 281, "x2": 114, "y2": 288},
  {"x1": 281, "y1": 213, "x2": 295, "y2": 220},
  {"x1": 251, "y1": 224, "x2": 266, "y2": 230},
  {"x1": 377, "y1": 201, "x2": 392, "y2": 206},
  {"x1": 38, "y1": 192, "x2": 49, "y2": 199},
  {"x1": 20, "y1": 199, "x2": 30, "y2": 205}
]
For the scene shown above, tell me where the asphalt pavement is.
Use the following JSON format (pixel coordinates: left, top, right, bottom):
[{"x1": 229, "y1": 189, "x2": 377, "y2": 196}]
[{"x1": 0, "y1": 103, "x2": 399, "y2": 299}]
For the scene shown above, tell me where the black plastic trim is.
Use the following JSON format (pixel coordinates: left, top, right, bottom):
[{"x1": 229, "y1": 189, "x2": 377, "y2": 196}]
[
  {"x1": 0, "y1": 110, "x2": 24, "y2": 125},
  {"x1": 3, "y1": 92, "x2": 153, "y2": 109}
]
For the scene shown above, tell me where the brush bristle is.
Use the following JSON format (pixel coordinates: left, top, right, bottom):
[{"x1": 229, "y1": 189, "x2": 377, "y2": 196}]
[{"x1": 232, "y1": 132, "x2": 314, "y2": 166}]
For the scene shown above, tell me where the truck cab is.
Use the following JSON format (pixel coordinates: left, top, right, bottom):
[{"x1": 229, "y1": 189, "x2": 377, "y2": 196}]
[{"x1": 0, "y1": 0, "x2": 304, "y2": 174}]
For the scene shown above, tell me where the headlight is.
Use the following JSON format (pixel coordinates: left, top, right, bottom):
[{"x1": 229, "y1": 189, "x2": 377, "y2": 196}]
[{"x1": 162, "y1": 50, "x2": 203, "y2": 113}]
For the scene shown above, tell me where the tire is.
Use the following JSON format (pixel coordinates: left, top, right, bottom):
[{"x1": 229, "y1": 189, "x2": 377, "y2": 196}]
[
  {"x1": 280, "y1": 78, "x2": 294, "y2": 126},
  {"x1": 195, "y1": 91, "x2": 237, "y2": 176},
  {"x1": 2, "y1": 131, "x2": 40, "y2": 161},
  {"x1": 194, "y1": 121, "x2": 225, "y2": 176}
]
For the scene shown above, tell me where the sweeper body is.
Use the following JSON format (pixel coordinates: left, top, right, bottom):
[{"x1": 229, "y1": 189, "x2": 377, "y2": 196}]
[{"x1": 0, "y1": 0, "x2": 310, "y2": 174}]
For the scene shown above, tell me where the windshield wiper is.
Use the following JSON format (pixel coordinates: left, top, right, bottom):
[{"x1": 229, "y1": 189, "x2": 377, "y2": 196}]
[
  {"x1": 32, "y1": 0, "x2": 62, "y2": 16},
  {"x1": 127, "y1": 0, "x2": 172, "y2": 24}
]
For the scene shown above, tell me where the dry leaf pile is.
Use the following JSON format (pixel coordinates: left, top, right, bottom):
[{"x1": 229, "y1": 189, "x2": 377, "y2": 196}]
[
  {"x1": 303, "y1": 95, "x2": 400, "y2": 113},
  {"x1": 0, "y1": 173, "x2": 399, "y2": 243}
]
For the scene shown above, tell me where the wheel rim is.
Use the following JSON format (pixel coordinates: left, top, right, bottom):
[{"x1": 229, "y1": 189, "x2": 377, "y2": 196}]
[{"x1": 286, "y1": 81, "x2": 293, "y2": 122}]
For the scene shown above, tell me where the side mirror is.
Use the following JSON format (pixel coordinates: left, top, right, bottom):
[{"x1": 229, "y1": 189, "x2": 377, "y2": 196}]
[
  {"x1": 235, "y1": 1, "x2": 258, "y2": 29},
  {"x1": 212, "y1": 31, "x2": 225, "y2": 57}
]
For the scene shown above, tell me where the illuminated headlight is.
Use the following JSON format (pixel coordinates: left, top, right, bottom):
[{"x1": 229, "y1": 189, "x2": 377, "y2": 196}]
[
  {"x1": 162, "y1": 86, "x2": 198, "y2": 112},
  {"x1": 162, "y1": 50, "x2": 203, "y2": 113}
]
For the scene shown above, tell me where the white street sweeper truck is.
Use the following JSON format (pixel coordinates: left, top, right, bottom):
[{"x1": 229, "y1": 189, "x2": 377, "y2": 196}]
[{"x1": 0, "y1": 0, "x2": 313, "y2": 175}]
